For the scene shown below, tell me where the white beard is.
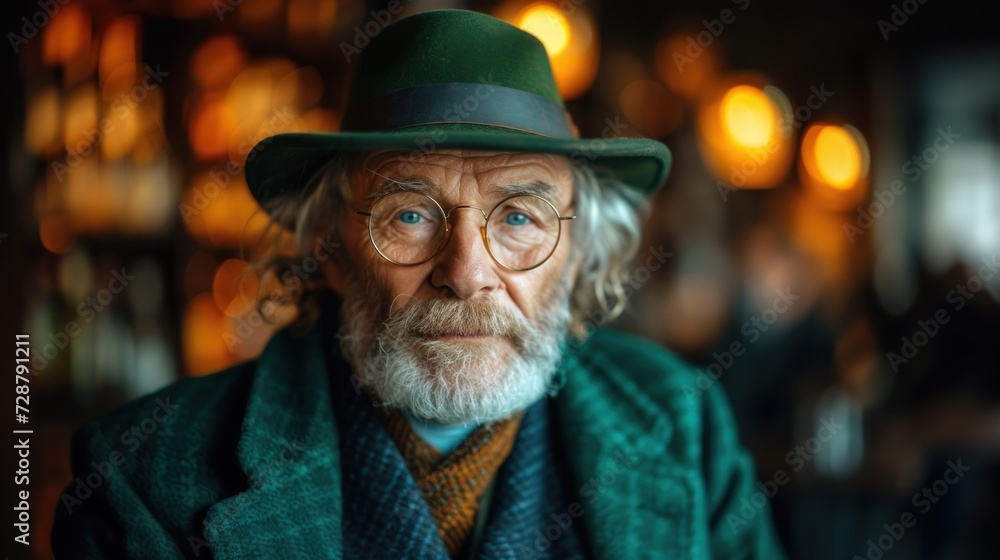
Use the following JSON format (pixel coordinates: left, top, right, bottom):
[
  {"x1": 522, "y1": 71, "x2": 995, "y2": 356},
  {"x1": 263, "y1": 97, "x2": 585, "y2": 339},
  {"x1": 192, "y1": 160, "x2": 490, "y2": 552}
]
[{"x1": 337, "y1": 270, "x2": 572, "y2": 424}]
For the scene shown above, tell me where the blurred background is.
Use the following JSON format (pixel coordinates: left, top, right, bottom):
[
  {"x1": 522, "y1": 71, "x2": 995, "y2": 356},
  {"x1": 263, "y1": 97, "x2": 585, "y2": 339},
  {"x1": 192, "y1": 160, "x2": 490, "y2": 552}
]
[{"x1": 3, "y1": 0, "x2": 999, "y2": 558}]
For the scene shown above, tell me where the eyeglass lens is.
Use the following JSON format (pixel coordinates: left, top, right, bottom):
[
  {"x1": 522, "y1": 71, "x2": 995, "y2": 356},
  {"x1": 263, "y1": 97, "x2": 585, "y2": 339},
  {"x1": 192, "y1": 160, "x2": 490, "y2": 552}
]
[{"x1": 368, "y1": 192, "x2": 561, "y2": 269}]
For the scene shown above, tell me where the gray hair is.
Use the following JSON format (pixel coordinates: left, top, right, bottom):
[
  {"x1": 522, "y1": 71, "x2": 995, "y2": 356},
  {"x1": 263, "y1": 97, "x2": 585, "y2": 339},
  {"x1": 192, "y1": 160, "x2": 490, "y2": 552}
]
[{"x1": 245, "y1": 151, "x2": 649, "y2": 343}]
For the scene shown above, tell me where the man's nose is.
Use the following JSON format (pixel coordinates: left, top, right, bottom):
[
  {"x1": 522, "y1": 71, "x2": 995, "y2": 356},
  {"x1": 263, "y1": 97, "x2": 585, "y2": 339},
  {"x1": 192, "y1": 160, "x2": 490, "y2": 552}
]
[{"x1": 429, "y1": 206, "x2": 502, "y2": 299}]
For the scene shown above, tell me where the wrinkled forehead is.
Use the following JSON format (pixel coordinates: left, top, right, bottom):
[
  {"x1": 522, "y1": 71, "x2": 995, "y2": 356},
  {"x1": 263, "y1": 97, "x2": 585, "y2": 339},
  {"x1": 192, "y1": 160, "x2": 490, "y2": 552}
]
[{"x1": 346, "y1": 149, "x2": 575, "y2": 202}]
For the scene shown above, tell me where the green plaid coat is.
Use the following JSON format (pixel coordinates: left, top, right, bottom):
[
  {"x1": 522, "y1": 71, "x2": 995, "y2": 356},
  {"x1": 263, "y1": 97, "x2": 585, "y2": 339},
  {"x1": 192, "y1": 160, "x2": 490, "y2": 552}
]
[{"x1": 51, "y1": 307, "x2": 785, "y2": 559}]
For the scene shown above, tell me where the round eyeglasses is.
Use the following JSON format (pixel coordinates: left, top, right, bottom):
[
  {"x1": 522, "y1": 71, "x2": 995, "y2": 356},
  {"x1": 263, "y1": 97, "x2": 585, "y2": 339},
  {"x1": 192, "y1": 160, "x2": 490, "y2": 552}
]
[{"x1": 353, "y1": 191, "x2": 577, "y2": 271}]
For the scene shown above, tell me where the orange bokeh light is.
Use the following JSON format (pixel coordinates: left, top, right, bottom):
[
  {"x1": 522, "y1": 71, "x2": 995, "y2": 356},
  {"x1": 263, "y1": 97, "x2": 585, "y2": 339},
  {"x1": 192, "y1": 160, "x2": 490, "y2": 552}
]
[
  {"x1": 800, "y1": 123, "x2": 870, "y2": 210},
  {"x1": 25, "y1": 87, "x2": 61, "y2": 156},
  {"x1": 720, "y1": 85, "x2": 777, "y2": 148},
  {"x1": 189, "y1": 93, "x2": 238, "y2": 161},
  {"x1": 496, "y1": 0, "x2": 599, "y2": 100},
  {"x1": 655, "y1": 33, "x2": 720, "y2": 102},
  {"x1": 181, "y1": 173, "x2": 271, "y2": 248},
  {"x1": 63, "y1": 159, "x2": 119, "y2": 234},
  {"x1": 190, "y1": 35, "x2": 248, "y2": 91},
  {"x1": 518, "y1": 3, "x2": 570, "y2": 55},
  {"x1": 99, "y1": 16, "x2": 140, "y2": 99},
  {"x1": 811, "y1": 125, "x2": 864, "y2": 189},
  {"x1": 273, "y1": 66, "x2": 325, "y2": 112},
  {"x1": 63, "y1": 84, "x2": 99, "y2": 155},
  {"x1": 42, "y1": 4, "x2": 91, "y2": 67},
  {"x1": 212, "y1": 258, "x2": 259, "y2": 318},
  {"x1": 39, "y1": 215, "x2": 76, "y2": 254},
  {"x1": 182, "y1": 293, "x2": 235, "y2": 375},
  {"x1": 184, "y1": 250, "x2": 219, "y2": 301},
  {"x1": 696, "y1": 79, "x2": 794, "y2": 189}
]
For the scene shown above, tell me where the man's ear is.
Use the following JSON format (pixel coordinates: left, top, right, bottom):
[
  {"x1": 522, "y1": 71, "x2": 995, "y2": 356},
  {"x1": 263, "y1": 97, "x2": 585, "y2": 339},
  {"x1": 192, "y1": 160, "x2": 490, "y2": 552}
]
[{"x1": 321, "y1": 257, "x2": 346, "y2": 294}]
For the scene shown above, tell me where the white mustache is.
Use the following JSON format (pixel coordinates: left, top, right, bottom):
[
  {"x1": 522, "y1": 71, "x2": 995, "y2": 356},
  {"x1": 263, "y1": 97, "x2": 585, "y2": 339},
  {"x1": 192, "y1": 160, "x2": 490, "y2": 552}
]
[{"x1": 382, "y1": 297, "x2": 530, "y2": 347}]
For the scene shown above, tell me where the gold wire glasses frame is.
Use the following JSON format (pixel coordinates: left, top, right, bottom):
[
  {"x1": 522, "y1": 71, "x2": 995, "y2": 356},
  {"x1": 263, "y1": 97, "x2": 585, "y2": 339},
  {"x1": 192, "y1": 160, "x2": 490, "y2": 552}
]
[{"x1": 353, "y1": 191, "x2": 577, "y2": 271}]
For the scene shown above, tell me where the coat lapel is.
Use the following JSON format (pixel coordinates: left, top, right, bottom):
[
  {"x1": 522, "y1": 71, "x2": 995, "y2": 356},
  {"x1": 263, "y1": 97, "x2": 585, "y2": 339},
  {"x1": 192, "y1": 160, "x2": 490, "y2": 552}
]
[
  {"x1": 203, "y1": 324, "x2": 344, "y2": 559},
  {"x1": 199, "y1": 296, "x2": 704, "y2": 559},
  {"x1": 327, "y1": 343, "x2": 450, "y2": 560},
  {"x1": 554, "y1": 348, "x2": 703, "y2": 560}
]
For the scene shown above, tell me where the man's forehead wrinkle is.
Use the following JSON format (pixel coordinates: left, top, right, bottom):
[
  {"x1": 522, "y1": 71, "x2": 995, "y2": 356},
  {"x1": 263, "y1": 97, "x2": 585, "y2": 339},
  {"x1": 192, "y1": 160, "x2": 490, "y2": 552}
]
[
  {"x1": 354, "y1": 162, "x2": 431, "y2": 201},
  {"x1": 353, "y1": 150, "x2": 574, "y2": 207}
]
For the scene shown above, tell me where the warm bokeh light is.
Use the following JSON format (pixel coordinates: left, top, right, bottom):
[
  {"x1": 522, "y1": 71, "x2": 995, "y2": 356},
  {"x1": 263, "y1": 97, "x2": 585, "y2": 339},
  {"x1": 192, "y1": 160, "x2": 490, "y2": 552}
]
[
  {"x1": 184, "y1": 250, "x2": 219, "y2": 301},
  {"x1": 100, "y1": 87, "x2": 164, "y2": 163},
  {"x1": 25, "y1": 87, "x2": 61, "y2": 155},
  {"x1": 517, "y1": 3, "x2": 570, "y2": 55},
  {"x1": 100, "y1": 97, "x2": 141, "y2": 161},
  {"x1": 789, "y1": 193, "x2": 856, "y2": 297},
  {"x1": 655, "y1": 33, "x2": 721, "y2": 102},
  {"x1": 131, "y1": 126, "x2": 167, "y2": 165},
  {"x1": 187, "y1": 58, "x2": 322, "y2": 166},
  {"x1": 721, "y1": 85, "x2": 777, "y2": 148},
  {"x1": 225, "y1": 67, "x2": 324, "y2": 164},
  {"x1": 812, "y1": 125, "x2": 863, "y2": 189},
  {"x1": 118, "y1": 156, "x2": 177, "y2": 235},
  {"x1": 197, "y1": 60, "x2": 302, "y2": 164},
  {"x1": 287, "y1": 0, "x2": 339, "y2": 43},
  {"x1": 800, "y1": 123, "x2": 870, "y2": 209},
  {"x1": 273, "y1": 66, "x2": 325, "y2": 112},
  {"x1": 101, "y1": 62, "x2": 139, "y2": 102},
  {"x1": 65, "y1": 160, "x2": 118, "y2": 233},
  {"x1": 99, "y1": 16, "x2": 140, "y2": 99},
  {"x1": 181, "y1": 173, "x2": 271, "y2": 248},
  {"x1": 191, "y1": 36, "x2": 248, "y2": 91},
  {"x1": 696, "y1": 78, "x2": 794, "y2": 189},
  {"x1": 228, "y1": 65, "x2": 281, "y2": 117},
  {"x1": 189, "y1": 93, "x2": 238, "y2": 161},
  {"x1": 42, "y1": 5, "x2": 91, "y2": 67},
  {"x1": 212, "y1": 258, "x2": 259, "y2": 318},
  {"x1": 63, "y1": 85, "x2": 99, "y2": 155},
  {"x1": 619, "y1": 79, "x2": 683, "y2": 138},
  {"x1": 182, "y1": 293, "x2": 234, "y2": 375},
  {"x1": 39, "y1": 215, "x2": 76, "y2": 254},
  {"x1": 496, "y1": 0, "x2": 599, "y2": 100}
]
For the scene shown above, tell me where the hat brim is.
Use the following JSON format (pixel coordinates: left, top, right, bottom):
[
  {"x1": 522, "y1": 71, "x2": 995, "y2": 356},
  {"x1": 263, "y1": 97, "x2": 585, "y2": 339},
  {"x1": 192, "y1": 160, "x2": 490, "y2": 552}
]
[{"x1": 244, "y1": 123, "x2": 672, "y2": 209}]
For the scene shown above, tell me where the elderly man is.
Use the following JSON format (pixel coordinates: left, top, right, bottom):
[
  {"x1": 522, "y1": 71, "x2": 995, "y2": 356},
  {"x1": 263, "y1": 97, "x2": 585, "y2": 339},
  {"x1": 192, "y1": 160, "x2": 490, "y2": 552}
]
[{"x1": 53, "y1": 9, "x2": 784, "y2": 560}]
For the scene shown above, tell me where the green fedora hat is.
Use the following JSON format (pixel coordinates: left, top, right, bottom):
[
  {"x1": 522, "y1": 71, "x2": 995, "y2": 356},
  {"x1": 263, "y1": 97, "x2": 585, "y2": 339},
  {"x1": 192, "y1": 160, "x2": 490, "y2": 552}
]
[{"x1": 244, "y1": 9, "x2": 672, "y2": 207}]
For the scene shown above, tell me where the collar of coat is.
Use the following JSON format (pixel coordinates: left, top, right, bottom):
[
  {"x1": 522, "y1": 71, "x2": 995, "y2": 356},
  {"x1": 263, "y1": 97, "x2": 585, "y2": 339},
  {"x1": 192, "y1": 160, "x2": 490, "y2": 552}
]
[{"x1": 202, "y1": 305, "x2": 703, "y2": 559}]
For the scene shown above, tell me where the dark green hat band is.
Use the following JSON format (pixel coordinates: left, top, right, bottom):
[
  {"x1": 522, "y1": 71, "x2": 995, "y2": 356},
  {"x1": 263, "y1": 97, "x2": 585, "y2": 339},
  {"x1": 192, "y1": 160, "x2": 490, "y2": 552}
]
[{"x1": 340, "y1": 82, "x2": 574, "y2": 138}]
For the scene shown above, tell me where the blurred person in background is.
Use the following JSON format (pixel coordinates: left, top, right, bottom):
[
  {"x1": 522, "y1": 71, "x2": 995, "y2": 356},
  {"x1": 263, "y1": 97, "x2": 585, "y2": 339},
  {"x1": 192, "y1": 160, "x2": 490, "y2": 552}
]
[{"x1": 51, "y1": 10, "x2": 784, "y2": 559}]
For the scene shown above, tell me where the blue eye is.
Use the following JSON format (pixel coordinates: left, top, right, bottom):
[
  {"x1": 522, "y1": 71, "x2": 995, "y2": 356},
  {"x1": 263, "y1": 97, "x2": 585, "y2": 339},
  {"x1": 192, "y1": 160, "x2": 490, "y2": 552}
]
[
  {"x1": 505, "y1": 212, "x2": 529, "y2": 226},
  {"x1": 398, "y1": 211, "x2": 423, "y2": 224}
]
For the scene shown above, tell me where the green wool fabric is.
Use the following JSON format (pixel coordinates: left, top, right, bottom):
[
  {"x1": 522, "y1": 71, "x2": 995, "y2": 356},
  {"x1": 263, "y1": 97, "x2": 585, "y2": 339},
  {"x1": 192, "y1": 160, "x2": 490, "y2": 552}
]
[
  {"x1": 344, "y1": 10, "x2": 563, "y2": 109},
  {"x1": 51, "y1": 316, "x2": 785, "y2": 559}
]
